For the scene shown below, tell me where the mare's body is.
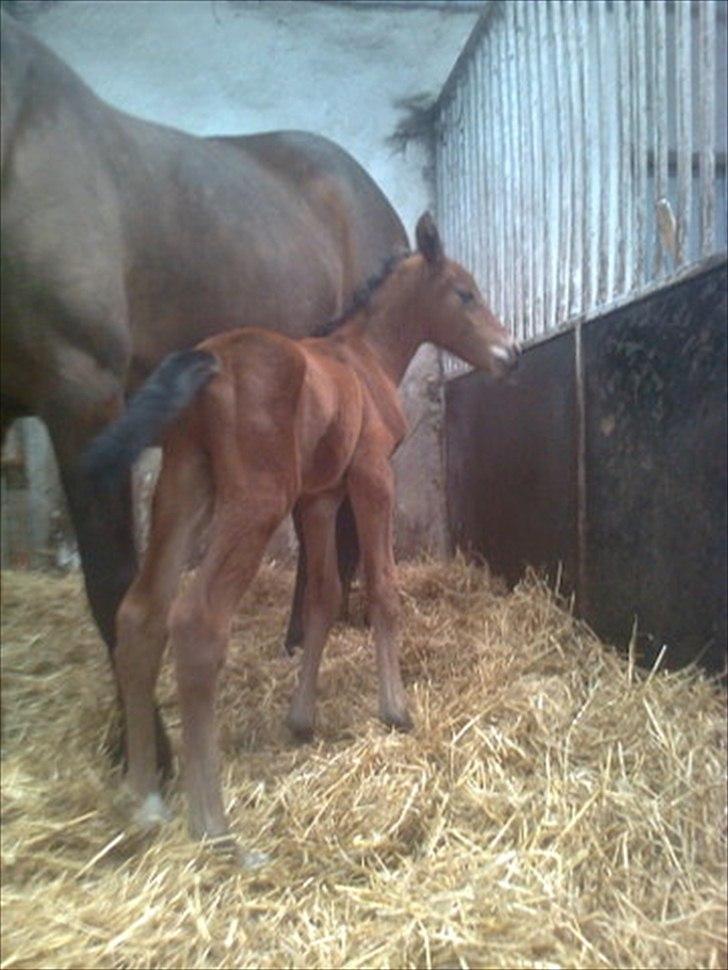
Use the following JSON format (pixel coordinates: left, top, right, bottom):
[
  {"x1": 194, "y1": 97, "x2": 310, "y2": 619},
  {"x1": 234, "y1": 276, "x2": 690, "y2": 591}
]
[{"x1": 0, "y1": 14, "x2": 407, "y2": 769}]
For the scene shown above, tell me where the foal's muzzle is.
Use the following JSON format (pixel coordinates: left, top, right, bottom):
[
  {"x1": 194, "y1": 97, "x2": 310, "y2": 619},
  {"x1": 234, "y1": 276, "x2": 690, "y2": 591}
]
[{"x1": 491, "y1": 341, "x2": 521, "y2": 374}]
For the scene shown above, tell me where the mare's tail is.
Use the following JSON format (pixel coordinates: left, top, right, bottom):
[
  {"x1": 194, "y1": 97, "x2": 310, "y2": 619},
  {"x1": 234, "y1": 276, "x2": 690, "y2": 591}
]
[{"x1": 82, "y1": 349, "x2": 219, "y2": 492}]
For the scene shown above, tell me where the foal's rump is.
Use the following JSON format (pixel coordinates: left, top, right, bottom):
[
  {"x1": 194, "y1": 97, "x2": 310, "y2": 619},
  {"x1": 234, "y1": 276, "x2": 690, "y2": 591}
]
[{"x1": 83, "y1": 327, "x2": 310, "y2": 495}]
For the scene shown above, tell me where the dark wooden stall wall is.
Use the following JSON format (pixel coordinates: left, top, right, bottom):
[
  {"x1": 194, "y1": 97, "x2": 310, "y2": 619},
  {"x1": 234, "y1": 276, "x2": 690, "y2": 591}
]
[
  {"x1": 446, "y1": 331, "x2": 579, "y2": 593},
  {"x1": 445, "y1": 259, "x2": 727, "y2": 675}
]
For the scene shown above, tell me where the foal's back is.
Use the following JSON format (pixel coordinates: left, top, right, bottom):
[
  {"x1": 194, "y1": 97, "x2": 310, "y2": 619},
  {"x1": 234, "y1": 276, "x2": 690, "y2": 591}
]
[{"x1": 190, "y1": 328, "x2": 390, "y2": 499}]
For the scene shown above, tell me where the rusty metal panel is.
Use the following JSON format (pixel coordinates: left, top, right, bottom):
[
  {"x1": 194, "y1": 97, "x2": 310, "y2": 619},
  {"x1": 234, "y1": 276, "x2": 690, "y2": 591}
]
[
  {"x1": 582, "y1": 259, "x2": 727, "y2": 673},
  {"x1": 445, "y1": 331, "x2": 578, "y2": 590},
  {"x1": 445, "y1": 259, "x2": 727, "y2": 674}
]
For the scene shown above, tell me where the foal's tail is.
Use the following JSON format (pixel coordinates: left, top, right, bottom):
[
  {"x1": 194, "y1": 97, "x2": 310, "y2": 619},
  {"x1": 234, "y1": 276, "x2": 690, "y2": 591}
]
[{"x1": 82, "y1": 349, "x2": 219, "y2": 492}]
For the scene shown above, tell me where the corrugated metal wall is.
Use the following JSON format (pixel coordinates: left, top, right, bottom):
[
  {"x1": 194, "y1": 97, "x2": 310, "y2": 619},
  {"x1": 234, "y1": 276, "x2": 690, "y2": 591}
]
[{"x1": 434, "y1": 0, "x2": 728, "y2": 374}]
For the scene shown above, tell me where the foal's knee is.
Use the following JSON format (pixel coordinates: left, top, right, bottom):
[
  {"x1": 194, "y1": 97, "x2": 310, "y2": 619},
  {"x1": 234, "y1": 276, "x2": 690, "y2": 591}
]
[
  {"x1": 117, "y1": 594, "x2": 162, "y2": 642},
  {"x1": 309, "y1": 566, "x2": 342, "y2": 618},
  {"x1": 115, "y1": 594, "x2": 165, "y2": 683},
  {"x1": 169, "y1": 598, "x2": 226, "y2": 690},
  {"x1": 368, "y1": 576, "x2": 400, "y2": 629}
]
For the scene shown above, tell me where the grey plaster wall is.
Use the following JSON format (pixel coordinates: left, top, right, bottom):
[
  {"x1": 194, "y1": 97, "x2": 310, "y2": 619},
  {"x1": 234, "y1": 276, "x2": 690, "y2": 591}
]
[{"x1": 2, "y1": 0, "x2": 480, "y2": 565}]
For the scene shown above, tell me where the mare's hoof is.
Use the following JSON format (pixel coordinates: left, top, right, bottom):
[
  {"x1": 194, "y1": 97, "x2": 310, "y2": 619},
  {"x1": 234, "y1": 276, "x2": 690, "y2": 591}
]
[{"x1": 133, "y1": 793, "x2": 172, "y2": 830}]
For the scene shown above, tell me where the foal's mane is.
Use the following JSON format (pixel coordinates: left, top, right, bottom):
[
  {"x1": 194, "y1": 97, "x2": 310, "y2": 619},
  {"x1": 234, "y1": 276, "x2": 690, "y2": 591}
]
[{"x1": 312, "y1": 249, "x2": 410, "y2": 337}]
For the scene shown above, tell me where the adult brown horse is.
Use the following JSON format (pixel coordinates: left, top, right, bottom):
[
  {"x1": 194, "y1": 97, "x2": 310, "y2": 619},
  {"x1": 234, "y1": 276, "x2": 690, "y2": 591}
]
[
  {"x1": 83, "y1": 213, "x2": 519, "y2": 850},
  {"x1": 0, "y1": 14, "x2": 407, "y2": 771}
]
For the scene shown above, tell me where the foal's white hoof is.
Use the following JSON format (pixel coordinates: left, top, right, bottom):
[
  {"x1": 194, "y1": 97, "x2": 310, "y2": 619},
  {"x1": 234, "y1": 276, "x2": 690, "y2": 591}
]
[
  {"x1": 133, "y1": 793, "x2": 172, "y2": 829},
  {"x1": 238, "y1": 848, "x2": 270, "y2": 870},
  {"x1": 206, "y1": 836, "x2": 270, "y2": 870}
]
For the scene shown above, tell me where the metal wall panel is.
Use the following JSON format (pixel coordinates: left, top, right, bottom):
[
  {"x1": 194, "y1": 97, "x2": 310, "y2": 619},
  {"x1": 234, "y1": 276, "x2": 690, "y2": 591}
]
[
  {"x1": 445, "y1": 258, "x2": 728, "y2": 673},
  {"x1": 435, "y1": 1, "x2": 728, "y2": 376}
]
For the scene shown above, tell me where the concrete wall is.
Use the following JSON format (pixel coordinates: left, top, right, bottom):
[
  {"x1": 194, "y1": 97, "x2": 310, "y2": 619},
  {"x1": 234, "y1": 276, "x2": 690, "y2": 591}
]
[{"x1": 1, "y1": 0, "x2": 480, "y2": 566}]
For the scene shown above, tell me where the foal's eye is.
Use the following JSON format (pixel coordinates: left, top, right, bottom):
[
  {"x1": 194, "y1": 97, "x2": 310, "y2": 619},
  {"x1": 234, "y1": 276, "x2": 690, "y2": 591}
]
[{"x1": 456, "y1": 288, "x2": 475, "y2": 305}]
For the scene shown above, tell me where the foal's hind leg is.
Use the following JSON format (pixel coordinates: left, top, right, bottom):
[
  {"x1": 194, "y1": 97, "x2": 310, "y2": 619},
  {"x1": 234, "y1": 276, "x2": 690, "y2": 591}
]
[
  {"x1": 114, "y1": 450, "x2": 210, "y2": 825},
  {"x1": 286, "y1": 492, "x2": 343, "y2": 740},
  {"x1": 171, "y1": 487, "x2": 288, "y2": 840},
  {"x1": 348, "y1": 457, "x2": 412, "y2": 731},
  {"x1": 282, "y1": 502, "x2": 308, "y2": 654}
]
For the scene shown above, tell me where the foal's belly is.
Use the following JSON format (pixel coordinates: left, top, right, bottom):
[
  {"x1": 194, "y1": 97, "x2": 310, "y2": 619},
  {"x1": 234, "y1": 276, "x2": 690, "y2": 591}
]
[{"x1": 297, "y1": 354, "x2": 363, "y2": 495}]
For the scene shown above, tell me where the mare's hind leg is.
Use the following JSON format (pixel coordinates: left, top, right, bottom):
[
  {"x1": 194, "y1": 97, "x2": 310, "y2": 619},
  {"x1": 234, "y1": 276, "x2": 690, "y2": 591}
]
[
  {"x1": 348, "y1": 456, "x2": 412, "y2": 731},
  {"x1": 286, "y1": 492, "x2": 343, "y2": 740},
  {"x1": 171, "y1": 487, "x2": 288, "y2": 840},
  {"x1": 44, "y1": 381, "x2": 172, "y2": 777},
  {"x1": 114, "y1": 449, "x2": 210, "y2": 825},
  {"x1": 336, "y1": 498, "x2": 359, "y2": 622}
]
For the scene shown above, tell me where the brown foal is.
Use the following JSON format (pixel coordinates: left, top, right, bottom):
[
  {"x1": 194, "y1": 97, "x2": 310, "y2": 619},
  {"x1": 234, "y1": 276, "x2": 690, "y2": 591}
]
[{"x1": 85, "y1": 212, "x2": 518, "y2": 844}]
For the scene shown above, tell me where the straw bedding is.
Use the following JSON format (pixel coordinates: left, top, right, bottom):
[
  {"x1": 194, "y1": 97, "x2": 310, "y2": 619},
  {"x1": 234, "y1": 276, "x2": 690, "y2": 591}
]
[{"x1": 1, "y1": 559, "x2": 725, "y2": 969}]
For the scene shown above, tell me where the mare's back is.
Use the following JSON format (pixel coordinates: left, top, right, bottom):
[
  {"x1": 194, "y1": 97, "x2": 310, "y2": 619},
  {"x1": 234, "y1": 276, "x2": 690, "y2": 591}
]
[{"x1": 1, "y1": 15, "x2": 407, "y2": 394}]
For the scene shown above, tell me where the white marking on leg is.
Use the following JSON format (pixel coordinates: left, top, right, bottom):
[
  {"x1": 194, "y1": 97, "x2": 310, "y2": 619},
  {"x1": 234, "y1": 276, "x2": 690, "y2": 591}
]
[{"x1": 133, "y1": 793, "x2": 171, "y2": 829}]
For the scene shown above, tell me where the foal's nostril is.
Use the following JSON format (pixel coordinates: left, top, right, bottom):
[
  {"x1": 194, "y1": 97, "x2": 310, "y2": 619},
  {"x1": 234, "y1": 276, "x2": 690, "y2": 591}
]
[
  {"x1": 507, "y1": 342, "x2": 521, "y2": 369},
  {"x1": 491, "y1": 341, "x2": 521, "y2": 371},
  {"x1": 491, "y1": 345, "x2": 513, "y2": 365}
]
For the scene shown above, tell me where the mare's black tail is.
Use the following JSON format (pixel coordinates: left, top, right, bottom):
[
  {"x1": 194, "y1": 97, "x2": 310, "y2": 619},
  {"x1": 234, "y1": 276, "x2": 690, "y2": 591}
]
[{"x1": 82, "y1": 349, "x2": 219, "y2": 492}]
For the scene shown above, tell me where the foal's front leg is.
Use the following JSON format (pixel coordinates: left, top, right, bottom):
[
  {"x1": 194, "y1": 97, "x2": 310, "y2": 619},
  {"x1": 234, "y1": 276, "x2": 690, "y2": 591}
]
[
  {"x1": 348, "y1": 458, "x2": 412, "y2": 731},
  {"x1": 284, "y1": 498, "x2": 359, "y2": 654},
  {"x1": 286, "y1": 492, "x2": 343, "y2": 740}
]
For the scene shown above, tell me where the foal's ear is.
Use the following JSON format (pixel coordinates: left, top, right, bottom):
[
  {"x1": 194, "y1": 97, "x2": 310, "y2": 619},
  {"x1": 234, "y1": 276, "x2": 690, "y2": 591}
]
[{"x1": 416, "y1": 212, "x2": 444, "y2": 265}]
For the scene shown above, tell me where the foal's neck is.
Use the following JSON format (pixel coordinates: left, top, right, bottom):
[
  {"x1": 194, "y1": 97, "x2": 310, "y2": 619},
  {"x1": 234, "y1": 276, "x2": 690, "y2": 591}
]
[{"x1": 347, "y1": 297, "x2": 426, "y2": 385}]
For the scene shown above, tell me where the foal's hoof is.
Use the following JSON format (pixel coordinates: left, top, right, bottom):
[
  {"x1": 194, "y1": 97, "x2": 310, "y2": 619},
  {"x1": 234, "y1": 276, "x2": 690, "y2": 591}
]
[
  {"x1": 280, "y1": 638, "x2": 300, "y2": 659},
  {"x1": 207, "y1": 836, "x2": 270, "y2": 870},
  {"x1": 382, "y1": 710, "x2": 414, "y2": 733},
  {"x1": 238, "y1": 848, "x2": 270, "y2": 870},
  {"x1": 283, "y1": 627, "x2": 303, "y2": 656},
  {"x1": 133, "y1": 793, "x2": 172, "y2": 830},
  {"x1": 286, "y1": 714, "x2": 315, "y2": 743},
  {"x1": 154, "y1": 716, "x2": 175, "y2": 782}
]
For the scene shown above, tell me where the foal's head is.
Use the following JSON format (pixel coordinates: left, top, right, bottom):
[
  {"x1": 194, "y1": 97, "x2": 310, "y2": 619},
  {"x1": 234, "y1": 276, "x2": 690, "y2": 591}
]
[{"x1": 402, "y1": 213, "x2": 520, "y2": 377}]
